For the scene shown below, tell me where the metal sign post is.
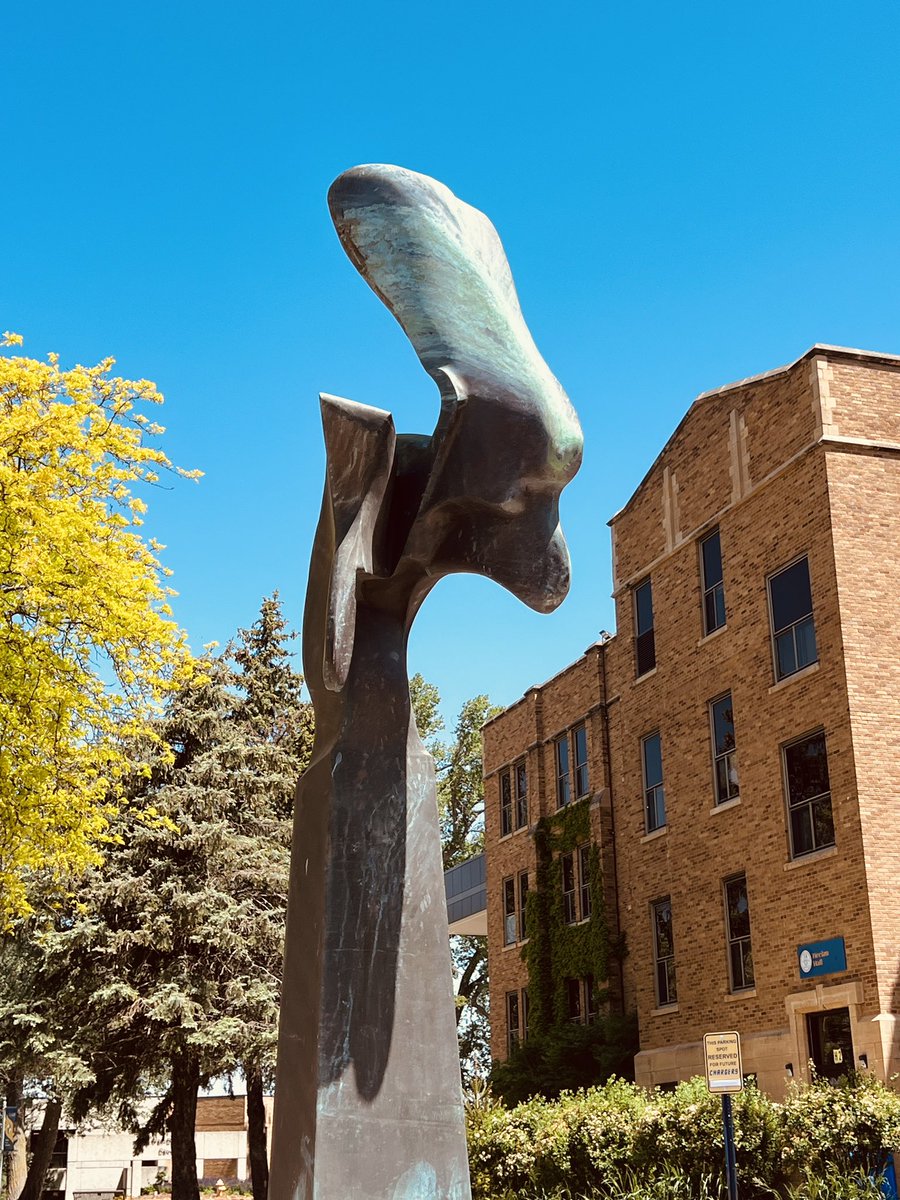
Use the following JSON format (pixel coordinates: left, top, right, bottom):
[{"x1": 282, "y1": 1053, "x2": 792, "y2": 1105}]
[{"x1": 704, "y1": 1031, "x2": 743, "y2": 1200}]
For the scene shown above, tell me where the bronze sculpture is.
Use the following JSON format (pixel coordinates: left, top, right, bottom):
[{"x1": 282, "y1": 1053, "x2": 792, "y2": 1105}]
[{"x1": 269, "y1": 165, "x2": 582, "y2": 1200}]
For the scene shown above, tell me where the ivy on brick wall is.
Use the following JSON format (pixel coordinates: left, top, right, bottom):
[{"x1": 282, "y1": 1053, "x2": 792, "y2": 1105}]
[
  {"x1": 492, "y1": 796, "x2": 637, "y2": 1103},
  {"x1": 521, "y1": 797, "x2": 614, "y2": 1036}
]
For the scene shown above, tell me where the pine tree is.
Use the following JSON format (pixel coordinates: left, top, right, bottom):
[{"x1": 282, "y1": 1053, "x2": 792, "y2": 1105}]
[{"x1": 40, "y1": 597, "x2": 312, "y2": 1200}]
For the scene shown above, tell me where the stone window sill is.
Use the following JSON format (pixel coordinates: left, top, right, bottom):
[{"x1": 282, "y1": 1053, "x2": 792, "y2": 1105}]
[
  {"x1": 634, "y1": 666, "x2": 658, "y2": 686},
  {"x1": 651, "y1": 1004, "x2": 679, "y2": 1016},
  {"x1": 641, "y1": 825, "x2": 668, "y2": 844},
  {"x1": 724, "y1": 988, "x2": 757, "y2": 1002},
  {"x1": 769, "y1": 660, "x2": 820, "y2": 694},
  {"x1": 710, "y1": 797, "x2": 741, "y2": 816},
  {"x1": 784, "y1": 844, "x2": 837, "y2": 871},
  {"x1": 697, "y1": 624, "x2": 727, "y2": 648}
]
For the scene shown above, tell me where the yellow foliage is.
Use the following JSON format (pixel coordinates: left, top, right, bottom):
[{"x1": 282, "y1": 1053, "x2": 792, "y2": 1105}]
[{"x1": 0, "y1": 333, "x2": 198, "y2": 923}]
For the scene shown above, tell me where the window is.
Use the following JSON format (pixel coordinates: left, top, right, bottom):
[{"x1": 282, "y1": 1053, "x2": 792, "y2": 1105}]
[
  {"x1": 784, "y1": 731, "x2": 834, "y2": 857},
  {"x1": 769, "y1": 556, "x2": 817, "y2": 680},
  {"x1": 555, "y1": 734, "x2": 571, "y2": 807},
  {"x1": 700, "y1": 528, "x2": 726, "y2": 634},
  {"x1": 506, "y1": 991, "x2": 520, "y2": 1053},
  {"x1": 566, "y1": 977, "x2": 583, "y2": 1023},
  {"x1": 634, "y1": 577, "x2": 656, "y2": 676},
  {"x1": 573, "y1": 724, "x2": 590, "y2": 797},
  {"x1": 653, "y1": 897, "x2": 677, "y2": 1006},
  {"x1": 710, "y1": 693, "x2": 739, "y2": 804},
  {"x1": 561, "y1": 852, "x2": 577, "y2": 924},
  {"x1": 724, "y1": 874, "x2": 754, "y2": 991},
  {"x1": 566, "y1": 977, "x2": 597, "y2": 1024},
  {"x1": 585, "y1": 973, "x2": 598, "y2": 1023},
  {"x1": 522, "y1": 988, "x2": 529, "y2": 1039},
  {"x1": 500, "y1": 770, "x2": 512, "y2": 837},
  {"x1": 561, "y1": 845, "x2": 591, "y2": 924},
  {"x1": 579, "y1": 844, "x2": 592, "y2": 920},
  {"x1": 503, "y1": 873, "x2": 528, "y2": 944},
  {"x1": 503, "y1": 876, "x2": 516, "y2": 945},
  {"x1": 642, "y1": 732, "x2": 666, "y2": 832},
  {"x1": 515, "y1": 760, "x2": 528, "y2": 829}
]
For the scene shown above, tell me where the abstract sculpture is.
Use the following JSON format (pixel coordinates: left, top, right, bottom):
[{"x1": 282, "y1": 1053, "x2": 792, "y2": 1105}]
[{"x1": 269, "y1": 165, "x2": 582, "y2": 1200}]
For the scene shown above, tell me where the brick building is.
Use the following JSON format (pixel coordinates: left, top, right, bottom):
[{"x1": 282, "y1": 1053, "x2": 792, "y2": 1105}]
[{"x1": 483, "y1": 344, "x2": 900, "y2": 1097}]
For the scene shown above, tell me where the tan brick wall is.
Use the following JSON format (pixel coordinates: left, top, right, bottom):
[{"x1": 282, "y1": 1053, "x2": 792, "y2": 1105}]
[
  {"x1": 483, "y1": 648, "x2": 613, "y2": 1061},
  {"x1": 482, "y1": 347, "x2": 900, "y2": 1094},
  {"x1": 195, "y1": 1097, "x2": 246, "y2": 1132},
  {"x1": 826, "y1": 360, "x2": 900, "y2": 445},
  {"x1": 827, "y1": 446, "x2": 900, "y2": 1074}
]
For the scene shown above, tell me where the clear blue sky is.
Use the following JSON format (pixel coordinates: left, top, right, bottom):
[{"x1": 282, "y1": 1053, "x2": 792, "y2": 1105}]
[{"x1": 5, "y1": 1, "x2": 900, "y2": 724}]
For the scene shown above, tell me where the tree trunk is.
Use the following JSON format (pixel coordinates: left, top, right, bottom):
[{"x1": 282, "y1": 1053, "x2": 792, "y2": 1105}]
[
  {"x1": 19, "y1": 1096, "x2": 62, "y2": 1200},
  {"x1": 245, "y1": 1067, "x2": 268, "y2": 1200},
  {"x1": 169, "y1": 1050, "x2": 200, "y2": 1200},
  {"x1": 4, "y1": 1076, "x2": 28, "y2": 1200}
]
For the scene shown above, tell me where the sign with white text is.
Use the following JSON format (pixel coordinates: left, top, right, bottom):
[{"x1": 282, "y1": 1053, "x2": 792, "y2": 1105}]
[{"x1": 704, "y1": 1031, "x2": 743, "y2": 1094}]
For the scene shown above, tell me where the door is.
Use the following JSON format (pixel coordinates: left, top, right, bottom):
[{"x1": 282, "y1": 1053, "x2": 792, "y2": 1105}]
[{"x1": 806, "y1": 1007, "x2": 854, "y2": 1081}]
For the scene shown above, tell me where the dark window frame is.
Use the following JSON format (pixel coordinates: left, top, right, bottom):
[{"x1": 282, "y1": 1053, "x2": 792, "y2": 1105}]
[
  {"x1": 561, "y1": 851, "x2": 577, "y2": 925},
  {"x1": 783, "y1": 729, "x2": 835, "y2": 859},
  {"x1": 518, "y1": 870, "x2": 529, "y2": 941},
  {"x1": 652, "y1": 896, "x2": 677, "y2": 1007},
  {"x1": 642, "y1": 731, "x2": 666, "y2": 833},
  {"x1": 724, "y1": 873, "x2": 754, "y2": 992},
  {"x1": 502, "y1": 876, "x2": 517, "y2": 945},
  {"x1": 506, "y1": 990, "x2": 520, "y2": 1053},
  {"x1": 700, "y1": 528, "x2": 726, "y2": 636},
  {"x1": 710, "y1": 692, "x2": 739, "y2": 805},
  {"x1": 573, "y1": 723, "x2": 590, "y2": 798},
  {"x1": 634, "y1": 577, "x2": 656, "y2": 677},
  {"x1": 500, "y1": 769, "x2": 512, "y2": 837},
  {"x1": 555, "y1": 735, "x2": 571, "y2": 808},
  {"x1": 768, "y1": 555, "x2": 818, "y2": 681},
  {"x1": 578, "y1": 843, "x2": 592, "y2": 921},
  {"x1": 514, "y1": 760, "x2": 528, "y2": 829}
]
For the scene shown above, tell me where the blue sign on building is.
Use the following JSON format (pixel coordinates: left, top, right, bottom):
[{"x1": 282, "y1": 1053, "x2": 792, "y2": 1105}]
[{"x1": 798, "y1": 937, "x2": 847, "y2": 979}]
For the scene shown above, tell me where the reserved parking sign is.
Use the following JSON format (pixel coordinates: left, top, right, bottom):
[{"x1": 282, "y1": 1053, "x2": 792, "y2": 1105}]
[{"x1": 703, "y1": 1031, "x2": 743, "y2": 1094}]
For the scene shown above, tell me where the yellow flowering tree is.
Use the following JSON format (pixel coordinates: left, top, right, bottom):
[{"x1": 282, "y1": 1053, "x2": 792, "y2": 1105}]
[{"x1": 0, "y1": 333, "x2": 197, "y2": 922}]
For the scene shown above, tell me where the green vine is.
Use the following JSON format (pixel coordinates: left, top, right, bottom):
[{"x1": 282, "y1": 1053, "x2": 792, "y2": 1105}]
[{"x1": 521, "y1": 798, "x2": 615, "y2": 1037}]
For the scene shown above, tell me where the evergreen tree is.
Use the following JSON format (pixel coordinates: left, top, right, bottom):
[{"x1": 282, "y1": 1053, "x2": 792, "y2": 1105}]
[{"x1": 36, "y1": 597, "x2": 311, "y2": 1200}]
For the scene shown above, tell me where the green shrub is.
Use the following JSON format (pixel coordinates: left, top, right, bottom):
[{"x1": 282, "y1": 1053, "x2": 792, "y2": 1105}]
[
  {"x1": 489, "y1": 1013, "x2": 639, "y2": 1106},
  {"x1": 467, "y1": 1071, "x2": 900, "y2": 1199},
  {"x1": 781, "y1": 1070, "x2": 900, "y2": 1179}
]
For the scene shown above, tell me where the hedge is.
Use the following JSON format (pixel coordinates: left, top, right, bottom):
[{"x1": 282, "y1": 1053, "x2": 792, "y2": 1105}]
[{"x1": 466, "y1": 1072, "x2": 900, "y2": 1199}]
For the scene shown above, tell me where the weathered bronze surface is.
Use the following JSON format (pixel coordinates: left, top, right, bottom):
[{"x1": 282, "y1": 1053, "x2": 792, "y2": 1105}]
[{"x1": 269, "y1": 165, "x2": 582, "y2": 1200}]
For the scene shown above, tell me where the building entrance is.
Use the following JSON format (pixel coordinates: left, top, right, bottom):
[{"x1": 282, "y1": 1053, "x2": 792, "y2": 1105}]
[{"x1": 806, "y1": 1008, "x2": 854, "y2": 1080}]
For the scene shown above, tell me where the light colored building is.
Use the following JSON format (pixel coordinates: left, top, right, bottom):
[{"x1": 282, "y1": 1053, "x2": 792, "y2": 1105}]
[
  {"x1": 483, "y1": 344, "x2": 900, "y2": 1097},
  {"x1": 26, "y1": 1095, "x2": 272, "y2": 1200}
]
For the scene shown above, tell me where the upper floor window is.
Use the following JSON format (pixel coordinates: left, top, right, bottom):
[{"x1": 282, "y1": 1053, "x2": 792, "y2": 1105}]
[
  {"x1": 561, "y1": 851, "x2": 577, "y2": 924},
  {"x1": 503, "y1": 876, "x2": 516, "y2": 944},
  {"x1": 653, "y1": 897, "x2": 677, "y2": 1007},
  {"x1": 642, "y1": 732, "x2": 666, "y2": 832},
  {"x1": 555, "y1": 735, "x2": 571, "y2": 807},
  {"x1": 634, "y1": 578, "x2": 656, "y2": 676},
  {"x1": 724, "y1": 874, "x2": 754, "y2": 991},
  {"x1": 579, "y1": 843, "x2": 592, "y2": 920},
  {"x1": 500, "y1": 770, "x2": 513, "y2": 837},
  {"x1": 710, "y1": 693, "x2": 739, "y2": 805},
  {"x1": 784, "y1": 731, "x2": 834, "y2": 858},
  {"x1": 560, "y1": 844, "x2": 592, "y2": 925},
  {"x1": 503, "y1": 871, "x2": 529, "y2": 945},
  {"x1": 573, "y1": 723, "x2": 590, "y2": 798},
  {"x1": 515, "y1": 761, "x2": 528, "y2": 829},
  {"x1": 565, "y1": 976, "x2": 597, "y2": 1024},
  {"x1": 506, "y1": 990, "x2": 520, "y2": 1053},
  {"x1": 700, "y1": 528, "x2": 726, "y2": 635},
  {"x1": 769, "y1": 556, "x2": 817, "y2": 680}
]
